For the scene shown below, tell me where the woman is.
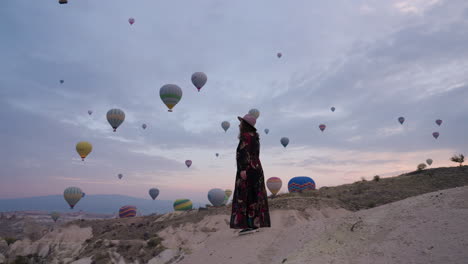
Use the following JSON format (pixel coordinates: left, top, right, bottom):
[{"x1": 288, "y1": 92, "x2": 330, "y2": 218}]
[{"x1": 230, "y1": 114, "x2": 271, "y2": 235}]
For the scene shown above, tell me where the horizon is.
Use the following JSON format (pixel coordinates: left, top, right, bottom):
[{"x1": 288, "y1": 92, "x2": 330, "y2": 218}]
[{"x1": 1, "y1": 0, "x2": 467, "y2": 208}]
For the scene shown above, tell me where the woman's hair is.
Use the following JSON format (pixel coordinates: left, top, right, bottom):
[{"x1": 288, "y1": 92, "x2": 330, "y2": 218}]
[{"x1": 238, "y1": 120, "x2": 259, "y2": 140}]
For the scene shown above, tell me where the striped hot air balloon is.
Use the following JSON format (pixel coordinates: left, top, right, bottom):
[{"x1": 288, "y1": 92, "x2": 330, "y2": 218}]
[
  {"x1": 106, "y1": 109, "x2": 125, "y2": 132},
  {"x1": 223, "y1": 189, "x2": 233, "y2": 205},
  {"x1": 64, "y1": 187, "x2": 83, "y2": 209},
  {"x1": 266, "y1": 177, "x2": 282, "y2": 196},
  {"x1": 191, "y1": 72, "x2": 208, "y2": 92},
  {"x1": 50, "y1": 212, "x2": 60, "y2": 222},
  {"x1": 173, "y1": 199, "x2": 192, "y2": 211},
  {"x1": 319, "y1": 124, "x2": 326, "y2": 132},
  {"x1": 288, "y1": 177, "x2": 316, "y2": 193},
  {"x1": 119, "y1": 205, "x2": 137, "y2": 218},
  {"x1": 160, "y1": 84, "x2": 182, "y2": 112}
]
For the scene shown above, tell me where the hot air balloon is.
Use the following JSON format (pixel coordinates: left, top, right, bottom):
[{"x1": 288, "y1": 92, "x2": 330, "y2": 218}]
[
  {"x1": 191, "y1": 72, "x2": 207, "y2": 92},
  {"x1": 174, "y1": 199, "x2": 192, "y2": 211},
  {"x1": 58, "y1": 0, "x2": 68, "y2": 4},
  {"x1": 76, "y1": 141, "x2": 92, "y2": 161},
  {"x1": 60, "y1": 79, "x2": 64, "y2": 84},
  {"x1": 221, "y1": 121, "x2": 230, "y2": 132},
  {"x1": 208, "y1": 188, "x2": 225, "y2": 207},
  {"x1": 435, "y1": 119, "x2": 442, "y2": 126},
  {"x1": 88, "y1": 110, "x2": 93, "y2": 116},
  {"x1": 185, "y1": 160, "x2": 192, "y2": 168},
  {"x1": 64, "y1": 187, "x2": 83, "y2": 209},
  {"x1": 215, "y1": 153, "x2": 219, "y2": 157},
  {"x1": 50, "y1": 212, "x2": 60, "y2": 222},
  {"x1": 119, "y1": 205, "x2": 137, "y2": 218},
  {"x1": 118, "y1": 173, "x2": 123, "y2": 180},
  {"x1": 266, "y1": 177, "x2": 282, "y2": 196},
  {"x1": 248, "y1": 109, "x2": 260, "y2": 119},
  {"x1": 82, "y1": 192, "x2": 86, "y2": 198},
  {"x1": 277, "y1": 52, "x2": 282, "y2": 58},
  {"x1": 432, "y1": 132, "x2": 439, "y2": 139},
  {"x1": 142, "y1": 124, "x2": 147, "y2": 130},
  {"x1": 128, "y1": 18, "x2": 135, "y2": 25},
  {"x1": 264, "y1": 128, "x2": 269, "y2": 134},
  {"x1": 224, "y1": 189, "x2": 233, "y2": 205},
  {"x1": 398, "y1": 117, "x2": 405, "y2": 125},
  {"x1": 319, "y1": 124, "x2": 326, "y2": 132},
  {"x1": 288, "y1": 177, "x2": 316, "y2": 193},
  {"x1": 331, "y1": 107, "x2": 335, "y2": 112},
  {"x1": 106, "y1": 109, "x2": 125, "y2": 132},
  {"x1": 160, "y1": 84, "x2": 182, "y2": 112},
  {"x1": 280, "y1": 137, "x2": 289, "y2": 148},
  {"x1": 426, "y1": 159, "x2": 433, "y2": 166},
  {"x1": 149, "y1": 188, "x2": 159, "y2": 200}
]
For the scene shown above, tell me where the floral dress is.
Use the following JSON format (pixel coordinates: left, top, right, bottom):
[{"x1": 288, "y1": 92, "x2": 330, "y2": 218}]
[{"x1": 230, "y1": 132, "x2": 271, "y2": 229}]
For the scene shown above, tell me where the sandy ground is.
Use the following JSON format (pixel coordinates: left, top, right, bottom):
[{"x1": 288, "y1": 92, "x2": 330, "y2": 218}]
[{"x1": 156, "y1": 186, "x2": 468, "y2": 264}]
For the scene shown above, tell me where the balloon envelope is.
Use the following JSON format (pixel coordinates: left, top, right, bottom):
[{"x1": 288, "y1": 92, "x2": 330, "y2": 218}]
[
  {"x1": 106, "y1": 109, "x2": 125, "y2": 132},
  {"x1": 160, "y1": 84, "x2": 183, "y2": 112},
  {"x1": 88, "y1": 110, "x2": 93, "y2": 115},
  {"x1": 215, "y1": 153, "x2": 219, "y2": 157},
  {"x1": 398, "y1": 117, "x2": 405, "y2": 125},
  {"x1": 435, "y1": 119, "x2": 442, "y2": 126},
  {"x1": 248, "y1": 109, "x2": 260, "y2": 119},
  {"x1": 60, "y1": 80, "x2": 64, "y2": 84},
  {"x1": 174, "y1": 199, "x2": 192, "y2": 211},
  {"x1": 185, "y1": 160, "x2": 192, "y2": 168},
  {"x1": 64, "y1": 187, "x2": 83, "y2": 209},
  {"x1": 267, "y1": 177, "x2": 282, "y2": 196},
  {"x1": 288, "y1": 177, "x2": 316, "y2": 193},
  {"x1": 76, "y1": 141, "x2": 92, "y2": 161},
  {"x1": 280, "y1": 137, "x2": 289, "y2": 148},
  {"x1": 331, "y1": 107, "x2": 335, "y2": 112},
  {"x1": 221, "y1": 121, "x2": 230, "y2": 132},
  {"x1": 118, "y1": 174, "x2": 123, "y2": 180},
  {"x1": 142, "y1": 124, "x2": 147, "y2": 129},
  {"x1": 264, "y1": 128, "x2": 269, "y2": 134},
  {"x1": 128, "y1": 18, "x2": 135, "y2": 25},
  {"x1": 319, "y1": 124, "x2": 326, "y2": 132},
  {"x1": 277, "y1": 52, "x2": 282, "y2": 58},
  {"x1": 426, "y1": 159, "x2": 433, "y2": 166},
  {"x1": 51, "y1": 212, "x2": 60, "y2": 222},
  {"x1": 149, "y1": 188, "x2": 159, "y2": 200},
  {"x1": 82, "y1": 192, "x2": 86, "y2": 198},
  {"x1": 191, "y1": 72, "x2": 207, "y2": 91},
  {"x1": 119, "y1": 205, "x2": 137, "y2": 218},
  {"x1": 432, "y1": 132, "x2": 439, "y2": 139},
  {"x1": 208, "y1": 188, "x2": 226, "y2": 207}
]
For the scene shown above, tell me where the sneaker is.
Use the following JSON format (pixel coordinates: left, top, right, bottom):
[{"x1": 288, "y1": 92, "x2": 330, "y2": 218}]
[{"x1": 238, "y1": 228, "x2": 259, "y2": 236}]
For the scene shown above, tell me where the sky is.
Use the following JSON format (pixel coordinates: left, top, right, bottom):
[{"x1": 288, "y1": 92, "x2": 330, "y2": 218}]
[{"x1": 1, "y1": 0, "x2": 467, "y2": 204}]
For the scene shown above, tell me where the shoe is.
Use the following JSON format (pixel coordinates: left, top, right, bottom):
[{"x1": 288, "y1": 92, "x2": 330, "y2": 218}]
[{"x1": 238, "y1": 227, "x2": 259, "y2": 236}]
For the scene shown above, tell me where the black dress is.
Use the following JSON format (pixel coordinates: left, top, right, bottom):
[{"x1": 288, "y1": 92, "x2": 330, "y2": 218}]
[{"x1": 230, "y1": 132, "x2": 271, "y2": 229}]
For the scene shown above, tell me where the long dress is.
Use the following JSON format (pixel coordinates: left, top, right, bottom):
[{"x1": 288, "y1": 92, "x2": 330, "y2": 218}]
[{"x1": 230, "y1": 132, "x2": 271, "y2": 229}]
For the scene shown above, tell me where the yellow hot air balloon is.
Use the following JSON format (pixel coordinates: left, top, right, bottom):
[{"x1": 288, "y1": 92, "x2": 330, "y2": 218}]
[{"x1": 76, "y1": 141, "x2": 92, "y2": 161}]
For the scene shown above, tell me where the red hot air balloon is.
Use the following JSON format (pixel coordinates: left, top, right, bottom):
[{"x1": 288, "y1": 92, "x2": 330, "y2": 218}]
[
  {"x1": 435, "y1": 119, "x2": 442, "y2": 126},
  {"x1": 185, "y1": 160, "x2": 192, "y2": 168},
  {"x1": 432, "y1": 132, "x2": 439, "y2": 139},
  {"x1": 319, "y1": 124, "x2": 326, "y2": 132},
  {"x1": 128, "y1": 18, "x2": 135, "y2": 25}
]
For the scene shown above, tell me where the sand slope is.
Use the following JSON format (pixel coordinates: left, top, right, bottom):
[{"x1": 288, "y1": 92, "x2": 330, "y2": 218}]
[{"x1": 161, "y1": 186, "x2": 468, "y2": 264}]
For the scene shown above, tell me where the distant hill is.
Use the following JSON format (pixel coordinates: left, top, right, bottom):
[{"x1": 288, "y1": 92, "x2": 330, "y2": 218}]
[{"x1": 0, "y1": 194, "x2": 202, "y2": 215}]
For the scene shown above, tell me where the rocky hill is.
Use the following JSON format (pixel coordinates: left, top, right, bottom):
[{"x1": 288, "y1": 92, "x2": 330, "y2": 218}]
[{"x1": 1, "y1": 166, "x2": 467, "y2": 264}]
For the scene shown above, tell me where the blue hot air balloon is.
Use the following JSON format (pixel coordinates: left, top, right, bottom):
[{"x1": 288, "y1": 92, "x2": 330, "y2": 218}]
[{"x1": 288, "y1": 176, "x2": 316, "y2": 193}]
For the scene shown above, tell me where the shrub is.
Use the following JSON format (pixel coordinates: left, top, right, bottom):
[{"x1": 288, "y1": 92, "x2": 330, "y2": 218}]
[
  {"x1": 4, "y1": 237, "x2": 18, "y2": 245},
  {"x1": 373, "y1": 175, "x2": 380, "y2": 182},
  {"x1": 450, "y1": 154, "x2": 465, "y2": 166},
  {"x1": 361, "y1": 177, "x2": 367, "y2": 182},
  {"x1": 417, "y1": 163, "x2": 427, "y2": 171}
]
